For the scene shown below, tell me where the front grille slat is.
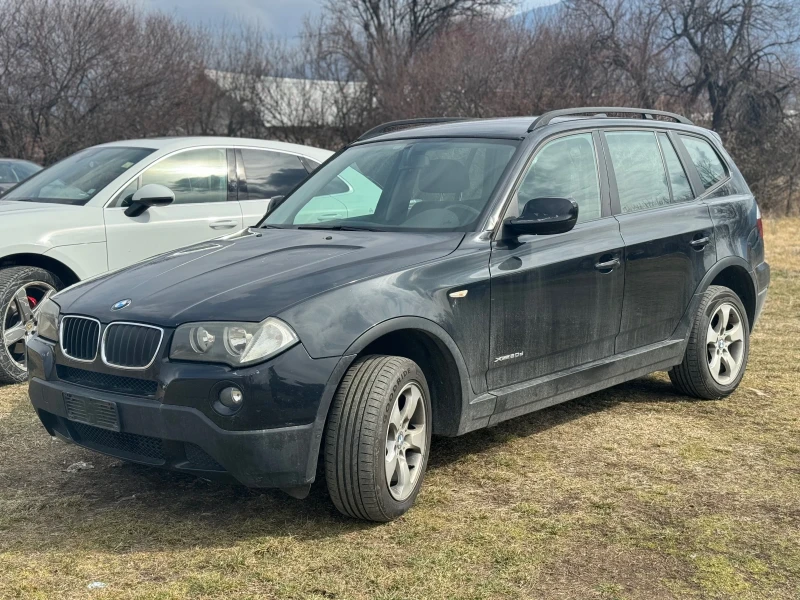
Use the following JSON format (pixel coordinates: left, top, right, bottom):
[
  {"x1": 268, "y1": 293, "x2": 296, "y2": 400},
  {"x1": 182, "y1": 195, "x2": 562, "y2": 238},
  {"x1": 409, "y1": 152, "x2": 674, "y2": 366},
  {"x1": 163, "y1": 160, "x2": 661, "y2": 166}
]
[
  {"x1": 60, "y1": 316, "x2": 100, "y2": 362},
  {"x1": 185, "y1": 443, "x2": 225, "y2": 471},
  {"x1": 103, "y1": 323, "x2": 162, "y2": 369},
  {"x1": 71, "y1": 422, "x2": 165, "y2": 463},
  {"x1": 57, "y1": 365, "x2": 158, "y2": 397}
]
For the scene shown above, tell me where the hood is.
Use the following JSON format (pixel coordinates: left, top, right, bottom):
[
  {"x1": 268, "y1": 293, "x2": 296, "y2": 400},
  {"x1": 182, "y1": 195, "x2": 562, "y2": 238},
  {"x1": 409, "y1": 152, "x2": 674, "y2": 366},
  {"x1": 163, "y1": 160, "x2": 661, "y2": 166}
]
[
  {"x1": 0, "y1": 199, "x2": 75, "y2": 215},
  {"x1": 0, "y1": 201, "x2": 104, "y2": 250},
  {"x1": 55, "y1": 228, "x2": 465, "y2": 326}
]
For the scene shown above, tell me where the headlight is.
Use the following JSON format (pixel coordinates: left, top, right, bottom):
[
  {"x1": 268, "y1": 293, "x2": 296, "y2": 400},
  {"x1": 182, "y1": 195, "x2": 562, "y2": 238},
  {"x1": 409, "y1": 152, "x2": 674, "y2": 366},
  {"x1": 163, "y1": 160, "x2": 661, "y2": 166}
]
[
  {"x1": 37, "y1": 299, "x2": 60, "y2": 342},
  {"x1": 170, "y1": 318, "x2": 299, "y2": 367}
]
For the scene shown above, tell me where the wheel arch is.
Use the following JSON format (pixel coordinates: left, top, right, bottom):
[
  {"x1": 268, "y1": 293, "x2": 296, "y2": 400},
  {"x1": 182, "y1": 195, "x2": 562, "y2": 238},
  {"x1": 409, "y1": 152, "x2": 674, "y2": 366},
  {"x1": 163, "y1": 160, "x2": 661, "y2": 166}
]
[
  {"x1": 343, "y1": 318, "x2": 473, "y2": 437},
  {"x1": 702, "y1": 258, "x2": 757, "y2": 330},
  {"x1": 0, "y1": 253, "x2": 80, "y2": 287}
]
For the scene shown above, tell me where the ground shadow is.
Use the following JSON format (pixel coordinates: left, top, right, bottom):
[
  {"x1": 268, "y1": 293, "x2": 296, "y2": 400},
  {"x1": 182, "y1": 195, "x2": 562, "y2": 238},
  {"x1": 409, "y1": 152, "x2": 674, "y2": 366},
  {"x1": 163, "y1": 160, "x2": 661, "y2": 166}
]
[{"x1": 1, "y1": 374, "x2": 699, "y2": 556}]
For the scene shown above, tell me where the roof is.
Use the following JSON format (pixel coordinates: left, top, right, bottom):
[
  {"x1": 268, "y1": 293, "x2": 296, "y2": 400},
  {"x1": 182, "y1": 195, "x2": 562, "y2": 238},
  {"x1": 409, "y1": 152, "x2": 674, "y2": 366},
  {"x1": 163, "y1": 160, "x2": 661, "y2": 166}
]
[
  {"x1": 92, "y1": 137, "x2": 333, "y2": 161},
  {"x1": 356, "y1": 114, "x2": 706, "y2": 144},
  {"x1": 0, "y1": 158, "x2": 40, "y2": 166},
  {"x1": 362, "y1": 117, "x2": 536, "y2": 142}
]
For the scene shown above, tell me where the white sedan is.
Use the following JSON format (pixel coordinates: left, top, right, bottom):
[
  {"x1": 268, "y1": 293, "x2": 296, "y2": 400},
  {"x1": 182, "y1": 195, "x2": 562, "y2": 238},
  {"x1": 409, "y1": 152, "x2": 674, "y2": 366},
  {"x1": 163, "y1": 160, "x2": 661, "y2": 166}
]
[{"x1": 0, "y1": 137, "x2": 332, "y2": 382}]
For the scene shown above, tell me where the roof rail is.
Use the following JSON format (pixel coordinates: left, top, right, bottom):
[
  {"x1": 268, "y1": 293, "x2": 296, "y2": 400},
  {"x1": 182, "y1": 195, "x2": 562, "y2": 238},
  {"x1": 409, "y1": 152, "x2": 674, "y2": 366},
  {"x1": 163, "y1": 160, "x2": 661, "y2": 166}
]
[
  {"x1": 528, "y1": 107, "x2": 693, "y2": 132},
  {"x1": 357, "y1": 117, "x2": 470, "y2": 141}
]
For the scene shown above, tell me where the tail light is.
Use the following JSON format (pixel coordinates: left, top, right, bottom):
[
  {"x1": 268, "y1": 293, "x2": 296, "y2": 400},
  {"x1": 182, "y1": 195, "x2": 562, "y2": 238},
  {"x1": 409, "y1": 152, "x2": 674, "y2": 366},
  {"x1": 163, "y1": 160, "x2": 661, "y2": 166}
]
[{"x1": 756, "y1": 205, "x2": 764, "y2": 240}]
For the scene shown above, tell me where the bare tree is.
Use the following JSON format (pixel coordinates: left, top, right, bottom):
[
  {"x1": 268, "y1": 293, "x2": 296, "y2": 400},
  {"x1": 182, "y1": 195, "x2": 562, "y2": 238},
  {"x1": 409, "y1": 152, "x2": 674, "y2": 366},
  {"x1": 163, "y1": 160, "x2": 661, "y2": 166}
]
[
  {"x1": 0, "y1": 0, "x2": 203, "y2": 163},
  {"x1": 661, "y1": 0, "x2": 800, "y2": 131}
]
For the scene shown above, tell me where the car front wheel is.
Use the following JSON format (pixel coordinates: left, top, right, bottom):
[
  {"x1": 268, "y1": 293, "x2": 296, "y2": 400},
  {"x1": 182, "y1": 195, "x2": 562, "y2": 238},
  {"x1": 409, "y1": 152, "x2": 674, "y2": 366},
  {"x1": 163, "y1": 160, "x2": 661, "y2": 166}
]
[
  {"x1": 324, "y1": 355, "x2": 432, "y2": 522},
  {"x1": 669, "y1": 285, "x2": 750, "y2": 399},
  {"x1": 0, "y1": 266, "x2": 63, "y2": 384}
]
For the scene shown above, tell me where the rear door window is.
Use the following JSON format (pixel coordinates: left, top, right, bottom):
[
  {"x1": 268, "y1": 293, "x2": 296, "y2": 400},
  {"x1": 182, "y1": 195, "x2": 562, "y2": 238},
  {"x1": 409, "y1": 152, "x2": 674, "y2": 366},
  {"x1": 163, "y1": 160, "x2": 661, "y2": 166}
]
[
  {"x1": 605, "y1": 131, "x2": 671, "y2": 214},
  {"x1": 240, "y1": 149, "x2": 308, "y2": 200},
  {"x1": 679, "y1": 135, "x2": 728, "y2": 190}
]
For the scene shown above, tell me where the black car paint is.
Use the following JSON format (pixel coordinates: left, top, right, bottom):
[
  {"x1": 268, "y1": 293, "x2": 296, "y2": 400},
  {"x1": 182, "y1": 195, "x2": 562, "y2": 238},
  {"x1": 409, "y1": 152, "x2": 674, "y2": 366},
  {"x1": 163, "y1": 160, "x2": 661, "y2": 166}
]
[{"x1": 27, "y1": 116, "x2": 770, "y2": 494}]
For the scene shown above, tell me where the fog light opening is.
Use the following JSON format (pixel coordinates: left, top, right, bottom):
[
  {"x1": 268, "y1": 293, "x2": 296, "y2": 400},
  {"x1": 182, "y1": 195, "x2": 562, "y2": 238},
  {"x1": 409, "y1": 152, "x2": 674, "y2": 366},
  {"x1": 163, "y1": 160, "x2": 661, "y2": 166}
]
[{"x1": 214, "y1": 386, "x2": 244, "y2": 415}]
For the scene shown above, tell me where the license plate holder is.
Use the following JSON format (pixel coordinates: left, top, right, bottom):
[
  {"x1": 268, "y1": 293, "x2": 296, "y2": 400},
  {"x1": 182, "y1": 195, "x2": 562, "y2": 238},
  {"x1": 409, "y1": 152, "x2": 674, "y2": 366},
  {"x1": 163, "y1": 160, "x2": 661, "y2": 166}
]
[{"x1": 63, "y1": 393, "x2": 120, "y2": 432}]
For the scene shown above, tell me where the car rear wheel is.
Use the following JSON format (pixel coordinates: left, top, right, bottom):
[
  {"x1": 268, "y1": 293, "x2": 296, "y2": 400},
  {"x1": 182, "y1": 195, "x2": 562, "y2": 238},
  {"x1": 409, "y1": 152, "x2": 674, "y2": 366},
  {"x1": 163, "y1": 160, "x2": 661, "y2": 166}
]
[
  {"x1": 669, "y1": 285, "x2": 750, "y2": 399},
  {"x1": 324, "y1": 355, "x2": 432, "y2": 522},
  {"x1": 0, "y1": 266, "x2": 63, "y2": 384}
]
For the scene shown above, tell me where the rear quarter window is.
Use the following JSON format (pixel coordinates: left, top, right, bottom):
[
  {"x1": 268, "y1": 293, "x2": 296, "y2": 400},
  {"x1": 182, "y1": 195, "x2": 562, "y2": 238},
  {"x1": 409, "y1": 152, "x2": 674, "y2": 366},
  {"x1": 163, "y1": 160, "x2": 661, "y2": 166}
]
[{"x1": 679, "y1": 135, "x2": 728, "y2": 190}]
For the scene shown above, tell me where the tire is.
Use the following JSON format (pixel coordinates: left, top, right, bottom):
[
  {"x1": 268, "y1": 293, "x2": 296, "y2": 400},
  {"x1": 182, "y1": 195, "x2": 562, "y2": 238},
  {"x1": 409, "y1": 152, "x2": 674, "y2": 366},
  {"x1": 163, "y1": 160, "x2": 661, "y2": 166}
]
[
  {"x1": 669, "y1": 285, "x2": 750, "y2": 399},
  {"x1": 0, "y1": 266, "x2": 63, "y2": 384},
  {"x1": 324, "y1": 355, "x2": 432, "y2": 522}
]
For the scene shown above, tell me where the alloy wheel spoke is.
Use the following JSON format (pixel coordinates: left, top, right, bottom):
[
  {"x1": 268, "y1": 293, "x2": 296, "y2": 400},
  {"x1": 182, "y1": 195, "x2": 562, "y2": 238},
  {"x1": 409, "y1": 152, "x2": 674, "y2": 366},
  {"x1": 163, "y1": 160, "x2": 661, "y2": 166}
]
[
  {"x1": 706, "y1": 322, "x2": 719, "y2": 345},
  {"x1": 395, "y1": 455, "x2": 411, "y2": 494},
  {"x1": 3, "y1": 323, "x2": 25, "y2": 347},
  {"x1": 400, "y1": 385, "x2": 420, "y2": 425},
  {"x1": 385, "y1": 452, "x2": 398, "y2": 487},
  {"x1": 725, "y1": 321, "x2": 743, "y2": 343},
  {"x1": 389, "y1": 401, "x2": 404, "y2": 431},
  {"x1": 719, "y1": 304, "x2": 731, "y2": 330},
  {"x1": 405, "y1": 425, "x2": 426, "y2": 453},
  {"x1": 708, "y1": 351, "x2": 721, "y2": 376},
  {"x1": 31, "y1": 289, "x2": 54, "y2": 318},
  {"x1": 14, "y1": 287, "x2": 33, "y2": 322},
  {"x1": 720, "y1": 351, "x2": 737, "y2": 377}
]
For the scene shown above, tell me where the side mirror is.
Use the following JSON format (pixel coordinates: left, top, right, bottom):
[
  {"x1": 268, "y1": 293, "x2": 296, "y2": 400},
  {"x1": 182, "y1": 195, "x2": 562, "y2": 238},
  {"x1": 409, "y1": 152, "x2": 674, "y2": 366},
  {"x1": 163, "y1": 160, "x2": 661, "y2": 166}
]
[
  {"x1": 505, "y1": 197, "x2": 579, "y2": 237},
  {"x1": 264, "y1": 195, "x2": 285, "y2": 217},
  {"x1": 124, "y1": 184, "x2": 175, "y2": 217}
]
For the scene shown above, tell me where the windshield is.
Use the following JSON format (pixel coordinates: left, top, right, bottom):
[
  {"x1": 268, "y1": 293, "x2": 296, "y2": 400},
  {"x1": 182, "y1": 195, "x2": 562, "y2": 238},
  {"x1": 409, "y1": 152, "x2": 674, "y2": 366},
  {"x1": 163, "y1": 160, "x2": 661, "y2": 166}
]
[
  {"x1": 2, "y1": 146, "x2": 155, "y2": 205},
  {"x1": 263, "y1": 138, "x2": 519, "y2": 232}
]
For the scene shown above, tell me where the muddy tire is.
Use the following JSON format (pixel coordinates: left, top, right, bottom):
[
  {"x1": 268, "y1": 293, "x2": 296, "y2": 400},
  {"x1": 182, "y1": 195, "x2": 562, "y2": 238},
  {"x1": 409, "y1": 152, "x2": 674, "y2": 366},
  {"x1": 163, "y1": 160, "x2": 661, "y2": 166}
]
[
  {"x1": 669, "y1": 285, "x2": 750, "y2": 399},
  {"x1": 324, "y1": 355, "x2": 432, "y2": 522}
]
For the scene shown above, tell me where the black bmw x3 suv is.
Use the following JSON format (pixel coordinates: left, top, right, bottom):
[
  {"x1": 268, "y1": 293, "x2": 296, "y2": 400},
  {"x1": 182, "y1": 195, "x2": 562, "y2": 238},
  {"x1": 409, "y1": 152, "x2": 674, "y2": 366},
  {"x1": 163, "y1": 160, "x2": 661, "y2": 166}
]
[{"x1": 27, "y1": 107, "x2": 770, "y2": 521}]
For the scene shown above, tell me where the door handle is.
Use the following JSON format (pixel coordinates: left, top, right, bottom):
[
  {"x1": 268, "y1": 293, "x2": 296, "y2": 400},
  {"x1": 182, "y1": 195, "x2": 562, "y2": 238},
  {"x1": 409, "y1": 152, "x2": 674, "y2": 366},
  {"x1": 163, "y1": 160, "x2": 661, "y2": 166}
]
[
  {"x1": 690, "y1": 236, "x2": 710, "y2": 248},
  {"x1": 594, "y1": 257, "x2": 620, "y2": 271},
  {"x1": 209, "y1": 220, "x2": 238, "y2": 230}
]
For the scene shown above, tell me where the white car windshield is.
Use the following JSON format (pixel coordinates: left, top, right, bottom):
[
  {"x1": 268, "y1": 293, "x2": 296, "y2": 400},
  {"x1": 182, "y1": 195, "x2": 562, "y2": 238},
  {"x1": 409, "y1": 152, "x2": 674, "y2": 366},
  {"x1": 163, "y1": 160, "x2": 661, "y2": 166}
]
[
  {"x1": 3, "y1": 146, "x2": 154, "y2": 205},
  {"x1": 263, "y1": 138, "x2": 520, "y2": 232}
]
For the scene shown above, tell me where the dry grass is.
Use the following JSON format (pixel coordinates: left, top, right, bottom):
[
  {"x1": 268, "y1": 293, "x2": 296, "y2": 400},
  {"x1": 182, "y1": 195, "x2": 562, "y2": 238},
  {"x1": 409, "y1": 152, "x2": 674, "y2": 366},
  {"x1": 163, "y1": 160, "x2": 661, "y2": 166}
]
[{"x1": 1, "y1": 219, "x2": 799, "y2": 600}]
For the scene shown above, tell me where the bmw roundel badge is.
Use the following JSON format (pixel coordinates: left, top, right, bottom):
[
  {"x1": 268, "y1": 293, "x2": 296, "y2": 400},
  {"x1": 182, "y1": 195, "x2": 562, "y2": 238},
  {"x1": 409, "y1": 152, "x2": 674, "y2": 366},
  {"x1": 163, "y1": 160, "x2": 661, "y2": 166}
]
[{"x1": 112, "y1": 299, "x2": 132, "y2": 311}]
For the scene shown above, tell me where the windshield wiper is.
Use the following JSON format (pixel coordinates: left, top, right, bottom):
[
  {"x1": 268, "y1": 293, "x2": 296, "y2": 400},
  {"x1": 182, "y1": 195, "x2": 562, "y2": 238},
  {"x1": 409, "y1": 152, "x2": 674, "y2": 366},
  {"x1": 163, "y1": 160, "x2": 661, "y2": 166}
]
[
  {"x1": 295, "y1": 225, "x2": 383, "y2": 232},
  {"x1": 261, "y1": 224, "x2": 287, "y2": 229}
]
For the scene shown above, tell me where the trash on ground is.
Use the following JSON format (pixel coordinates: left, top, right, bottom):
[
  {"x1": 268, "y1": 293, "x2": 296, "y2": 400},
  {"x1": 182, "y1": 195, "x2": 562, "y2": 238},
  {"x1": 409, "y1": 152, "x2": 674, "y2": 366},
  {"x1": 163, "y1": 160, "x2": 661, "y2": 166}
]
[
  {"x1": 66, "y1": 461, "x2": 94, "y2": 473},
  {"x1": 87, "y1": 582, "x2": 107, "y2": 590}
]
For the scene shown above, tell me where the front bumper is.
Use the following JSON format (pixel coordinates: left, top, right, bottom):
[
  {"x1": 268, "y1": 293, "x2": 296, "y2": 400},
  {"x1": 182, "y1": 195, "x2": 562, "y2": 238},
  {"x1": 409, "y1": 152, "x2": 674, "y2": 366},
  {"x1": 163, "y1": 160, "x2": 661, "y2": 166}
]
[{"x1": 27, "y1": 336, "x2": 354, "y2": 489}]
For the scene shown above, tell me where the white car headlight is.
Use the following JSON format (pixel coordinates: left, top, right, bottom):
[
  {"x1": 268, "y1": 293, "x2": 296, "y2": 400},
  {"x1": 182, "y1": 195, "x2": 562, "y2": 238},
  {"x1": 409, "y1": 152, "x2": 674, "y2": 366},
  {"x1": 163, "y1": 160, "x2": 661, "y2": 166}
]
[
  {"x1": 170, "y1": 318, "x2": 299, "y2": 367},
  {"x1": 37, "y1": 299, "x2": 60, "y2": 342}
]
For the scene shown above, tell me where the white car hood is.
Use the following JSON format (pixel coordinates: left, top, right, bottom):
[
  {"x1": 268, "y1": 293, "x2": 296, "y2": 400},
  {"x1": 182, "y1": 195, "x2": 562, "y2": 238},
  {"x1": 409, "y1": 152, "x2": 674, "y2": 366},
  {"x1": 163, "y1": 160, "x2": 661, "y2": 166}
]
[
  {"x1": 0, "y1": 200, "x2": 105, "y2": 252},
  {"x1": 0, "y1": 199, "x2": 76, "y2": 215}
]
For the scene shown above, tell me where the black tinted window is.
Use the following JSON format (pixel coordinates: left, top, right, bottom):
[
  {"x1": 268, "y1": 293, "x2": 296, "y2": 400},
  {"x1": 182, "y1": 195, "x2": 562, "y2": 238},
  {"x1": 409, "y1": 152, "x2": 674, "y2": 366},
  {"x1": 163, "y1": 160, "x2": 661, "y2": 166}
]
[
  {"x1": 606, "y1": 131, "x2": 671, "y2": 214},
  {"x1": 680, "y1": 135, "x2": 728, "y2": 190},
  {"x1": 519, "y1": 133, "x2": 602, "y2": 223},
  {"x1": 241, "y1": 150, "x2": 308, "y2": 200},
  {"x1": 657, "y1": 133, "x2": 694, "y2": 203}
]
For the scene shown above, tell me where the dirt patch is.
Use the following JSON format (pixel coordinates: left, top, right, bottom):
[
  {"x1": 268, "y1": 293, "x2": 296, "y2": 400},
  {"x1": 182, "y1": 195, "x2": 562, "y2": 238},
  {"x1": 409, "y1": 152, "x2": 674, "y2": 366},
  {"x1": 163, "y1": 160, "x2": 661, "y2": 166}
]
[{"x1": 1, "y1": 218, "x2": 798, "y2": 599}]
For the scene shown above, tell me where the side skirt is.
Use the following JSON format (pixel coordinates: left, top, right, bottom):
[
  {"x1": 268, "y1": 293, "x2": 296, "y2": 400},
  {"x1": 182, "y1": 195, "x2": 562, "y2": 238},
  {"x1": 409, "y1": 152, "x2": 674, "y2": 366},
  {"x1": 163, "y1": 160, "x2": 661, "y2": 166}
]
[{"x1": 461, "y1": 339, "x2": 684, "y2": 432}]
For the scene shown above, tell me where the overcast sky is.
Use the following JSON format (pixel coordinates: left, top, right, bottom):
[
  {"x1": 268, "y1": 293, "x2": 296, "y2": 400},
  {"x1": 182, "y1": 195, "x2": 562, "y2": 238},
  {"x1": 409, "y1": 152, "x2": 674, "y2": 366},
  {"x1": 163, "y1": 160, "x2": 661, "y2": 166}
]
[{"x1": 135, "y1": 0, "x2": 559, "y2": 40}]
